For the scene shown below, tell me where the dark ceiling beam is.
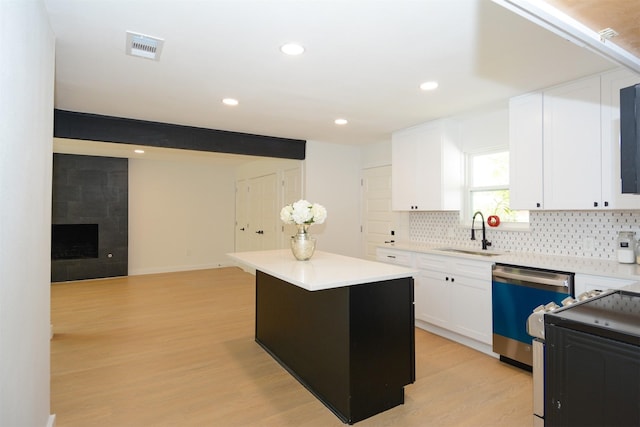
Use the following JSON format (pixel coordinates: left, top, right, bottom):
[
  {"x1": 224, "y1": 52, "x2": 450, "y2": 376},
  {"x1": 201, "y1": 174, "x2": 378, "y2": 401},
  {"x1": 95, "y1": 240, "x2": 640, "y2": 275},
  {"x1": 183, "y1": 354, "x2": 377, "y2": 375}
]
[{"x1": 53, "y1": 109, "x2": 306, "y2": 160}]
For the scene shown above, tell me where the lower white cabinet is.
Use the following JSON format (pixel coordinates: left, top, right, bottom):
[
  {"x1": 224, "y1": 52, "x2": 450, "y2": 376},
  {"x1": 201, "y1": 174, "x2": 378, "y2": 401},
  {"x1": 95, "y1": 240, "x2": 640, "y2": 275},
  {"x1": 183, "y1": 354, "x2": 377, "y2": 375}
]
[
  {"x1": 375, "y1": 247, "x2": 493, "y2": 348},
  {"x1": 375, "y1": 247, "x2": 414, "y2": 267},
  {"x1": 414, "y1": 253, "x2": 493, "y2": 345}
]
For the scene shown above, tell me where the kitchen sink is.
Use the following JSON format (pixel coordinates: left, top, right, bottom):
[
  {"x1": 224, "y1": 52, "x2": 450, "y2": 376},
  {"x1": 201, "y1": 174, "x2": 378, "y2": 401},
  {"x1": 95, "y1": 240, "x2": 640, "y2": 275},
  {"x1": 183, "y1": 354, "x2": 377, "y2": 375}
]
[{"x1": 435, "y1": 248, "x2": 504, "y2": 257}]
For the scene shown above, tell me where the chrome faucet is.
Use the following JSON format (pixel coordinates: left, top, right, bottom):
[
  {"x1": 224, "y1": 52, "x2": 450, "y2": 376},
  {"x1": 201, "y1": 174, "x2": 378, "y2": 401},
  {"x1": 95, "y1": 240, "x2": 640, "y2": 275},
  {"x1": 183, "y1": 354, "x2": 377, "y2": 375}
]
[{"x1": 471, "y1": 211, "x2": 491, "y2": 250}]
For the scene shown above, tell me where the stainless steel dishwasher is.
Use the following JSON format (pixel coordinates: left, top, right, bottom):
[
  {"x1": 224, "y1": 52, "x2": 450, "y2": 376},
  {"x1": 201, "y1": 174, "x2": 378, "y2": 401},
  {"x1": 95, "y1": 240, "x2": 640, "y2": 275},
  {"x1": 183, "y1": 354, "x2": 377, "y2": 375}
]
[{"x1": 491, "y1": 264, "x2": 574, "y2": 369}]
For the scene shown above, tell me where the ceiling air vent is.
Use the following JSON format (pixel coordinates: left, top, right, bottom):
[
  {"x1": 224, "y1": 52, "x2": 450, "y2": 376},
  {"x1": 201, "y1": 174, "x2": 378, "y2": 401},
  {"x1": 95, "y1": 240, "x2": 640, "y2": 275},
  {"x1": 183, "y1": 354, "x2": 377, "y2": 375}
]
[
  {"x1": 598, "y1": 27, "x2": 619, "y2": 41},
  {"x1": 126, "y1": 31, "x2": 164, "y2": 61}
]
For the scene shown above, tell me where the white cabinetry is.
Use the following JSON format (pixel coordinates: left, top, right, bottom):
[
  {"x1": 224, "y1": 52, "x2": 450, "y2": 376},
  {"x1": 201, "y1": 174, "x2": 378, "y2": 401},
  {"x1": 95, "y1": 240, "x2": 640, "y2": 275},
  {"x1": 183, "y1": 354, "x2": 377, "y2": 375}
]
[
  {"x1": 543, "y1": 75, "x2": 602, "y2": 209},
  {"x1": 510, "y1": 75, "x2": 601, "y2": 210},
  {"x1": 391, "y1": 119, "x2": 461, "y2": 211},
  {"x1": 600, "y1": 68, "x2": 640, "y2": 209},
  {"x1": 375, "y1": 247, "x2": 414, "y2": 267},
  {"x1": 509, "y1": 92, "x2": 543, "y2": 210},
  {"x1": 414, "y1": 253, "x2": 493, "y2": 345},
  {"x1": 510, "y1": 70, "x2": 640, "y2": 210},
  {"x1": 574, "y1": 273, "x2": 636, "y2": 296}
]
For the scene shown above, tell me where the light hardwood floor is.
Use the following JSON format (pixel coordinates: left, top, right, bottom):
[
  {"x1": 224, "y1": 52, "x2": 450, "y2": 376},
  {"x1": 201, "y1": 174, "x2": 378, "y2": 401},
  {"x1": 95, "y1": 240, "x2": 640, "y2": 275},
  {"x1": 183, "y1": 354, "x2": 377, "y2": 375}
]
[{"x1": 51, "y1": 267, "x2": 533, "y2": 426}]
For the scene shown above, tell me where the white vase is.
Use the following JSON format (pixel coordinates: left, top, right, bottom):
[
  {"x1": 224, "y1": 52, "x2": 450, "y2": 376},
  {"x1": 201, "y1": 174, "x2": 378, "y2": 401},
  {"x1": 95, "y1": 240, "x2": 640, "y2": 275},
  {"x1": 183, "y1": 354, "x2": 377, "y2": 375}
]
[{"x1": 290, "y1": 224, "x2": 316, "y2": 261}]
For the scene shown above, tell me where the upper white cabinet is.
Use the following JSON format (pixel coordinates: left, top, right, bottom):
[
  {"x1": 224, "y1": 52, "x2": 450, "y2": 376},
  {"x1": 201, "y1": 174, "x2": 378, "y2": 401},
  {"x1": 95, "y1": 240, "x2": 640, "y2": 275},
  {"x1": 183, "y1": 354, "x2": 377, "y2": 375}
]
[
  {"x1": 543, "y1": 75, "x2": 602, "y2": 210},
  {"x1": 600, "y1": 68, "x2": 640, "y2": 209},
  {"x1": 510, "y1": 70, "x2": 640, "y2": 210},
  {"x1": 392, "y1": 119, "x2": 461, "y2": 211},
  {"x1": 509, "y1": 92, "x2": 544, "y2": 210}
]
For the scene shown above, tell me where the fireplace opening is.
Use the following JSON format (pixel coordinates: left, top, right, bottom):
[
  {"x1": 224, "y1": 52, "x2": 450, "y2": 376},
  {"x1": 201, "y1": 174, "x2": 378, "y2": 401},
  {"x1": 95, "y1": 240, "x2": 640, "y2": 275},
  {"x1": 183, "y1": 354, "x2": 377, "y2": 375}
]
[{"x1": 52, "y1": 224, "x2": 99, "y2": 260}]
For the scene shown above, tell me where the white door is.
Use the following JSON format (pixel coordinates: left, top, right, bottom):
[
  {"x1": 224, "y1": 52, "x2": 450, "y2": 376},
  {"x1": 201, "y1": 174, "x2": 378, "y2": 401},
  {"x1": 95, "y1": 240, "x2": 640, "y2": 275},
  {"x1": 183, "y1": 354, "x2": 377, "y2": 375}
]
[
  {"x1": 282, "y1": 167, "x2": 302, "y2": 247},
  {"x1": 235, "y1": 179, "x2": 250, "y2": 252},
  {"x1": 248, "y1": 173, "x2": 278, "y2": 251},
  {"x1": 361, "y1": 166, "x2": 393, "y2": 260}
]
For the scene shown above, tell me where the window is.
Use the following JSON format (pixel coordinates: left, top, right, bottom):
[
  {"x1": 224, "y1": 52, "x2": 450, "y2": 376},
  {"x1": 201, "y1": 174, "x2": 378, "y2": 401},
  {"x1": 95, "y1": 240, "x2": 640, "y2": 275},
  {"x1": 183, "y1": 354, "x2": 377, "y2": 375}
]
[{"x1": 466, "y1": 150, "x2": 528, "y2": 224}]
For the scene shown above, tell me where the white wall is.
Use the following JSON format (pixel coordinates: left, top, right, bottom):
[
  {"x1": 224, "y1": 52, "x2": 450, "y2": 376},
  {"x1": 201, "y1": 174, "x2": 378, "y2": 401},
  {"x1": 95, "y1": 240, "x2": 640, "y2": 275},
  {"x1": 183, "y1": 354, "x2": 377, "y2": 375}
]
[
  {"x1": 128, "y1": 158, "x2": 237, "y2": 275},
  {"x1": 305, "y1": 141, "x2": 362, "y2": 257},
  {"x1": 361, "y1": 140, "x2": 391, "y2": 169},
  {"x1": 235, "y1": 157, "x2": 302, "y2": 180},
  {"x1": 0, "y1": 1, "x2": 55, "y2": 426},
  {"x1": 458, "y1": 104, "x2": 509, "y2": 152}
]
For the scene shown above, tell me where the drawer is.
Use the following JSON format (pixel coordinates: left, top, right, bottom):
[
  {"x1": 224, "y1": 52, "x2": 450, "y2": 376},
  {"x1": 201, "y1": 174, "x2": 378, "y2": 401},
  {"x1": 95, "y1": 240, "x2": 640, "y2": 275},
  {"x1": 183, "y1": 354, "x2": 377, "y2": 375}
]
[
  {"x1": 453, "y1": 259, "x2": 492, "y2": 280},
  {"x1": 376, "y1": 248, "x2": 414, "y2": 267},
  {"x1": 574, "y1": 273, "x2": 636, "y2": 295},
  {"x1": 415, "y1": 253, "x2": 448, "y2": 272}
]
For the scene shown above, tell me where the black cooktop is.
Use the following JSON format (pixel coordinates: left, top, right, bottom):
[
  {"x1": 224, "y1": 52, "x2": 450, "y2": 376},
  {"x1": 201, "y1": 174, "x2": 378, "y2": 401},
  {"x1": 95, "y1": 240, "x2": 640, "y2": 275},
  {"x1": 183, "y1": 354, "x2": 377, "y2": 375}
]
[{"x1": 545, "y1": 290, "x2": 640, "y2": 346}]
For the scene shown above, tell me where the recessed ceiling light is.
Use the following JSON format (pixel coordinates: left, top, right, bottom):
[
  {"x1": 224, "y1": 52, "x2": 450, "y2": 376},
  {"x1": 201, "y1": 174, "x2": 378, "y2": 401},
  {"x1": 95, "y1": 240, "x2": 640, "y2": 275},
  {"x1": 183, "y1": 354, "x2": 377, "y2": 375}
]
[
  {"x1": 222, "y1": 98, "x2": 239, "y2": 106},
  {"x1": 134, "y1": 149, "x2": 145, "y2": 154},
  {"x1": 334, "y1": 118, "x2": 348, "y2": 125},
  {"x1": 420, "y1": 81, "x2": 439, "y2": 91},
  {"x1": 280, "y1": 43, "x2": 305, "y2": 56}
]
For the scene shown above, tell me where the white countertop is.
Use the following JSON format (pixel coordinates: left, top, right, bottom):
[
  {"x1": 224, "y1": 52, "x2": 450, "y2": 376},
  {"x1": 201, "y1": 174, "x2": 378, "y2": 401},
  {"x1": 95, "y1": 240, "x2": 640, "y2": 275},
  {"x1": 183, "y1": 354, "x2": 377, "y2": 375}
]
[
  {"x1": 381, "y1": 242, "x2": 640, "y2": 281},
  {"x1": 228, "y1": 249, "x2": 418, "y2": 291}
]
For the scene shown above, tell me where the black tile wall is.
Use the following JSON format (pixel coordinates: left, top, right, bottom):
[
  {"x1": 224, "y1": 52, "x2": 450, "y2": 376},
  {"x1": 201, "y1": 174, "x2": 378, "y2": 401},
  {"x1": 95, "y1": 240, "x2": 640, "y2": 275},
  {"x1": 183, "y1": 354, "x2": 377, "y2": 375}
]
[{"x1": 51, "y1": 153, "x2": 128, "y2": 282}]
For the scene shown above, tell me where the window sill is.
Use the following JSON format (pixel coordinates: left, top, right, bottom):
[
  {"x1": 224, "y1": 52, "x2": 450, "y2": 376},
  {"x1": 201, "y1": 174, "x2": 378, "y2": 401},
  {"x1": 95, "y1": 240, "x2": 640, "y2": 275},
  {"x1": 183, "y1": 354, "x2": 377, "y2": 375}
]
[{"x1": 462, "y1": 221, "x2": 530, "y2": 232}]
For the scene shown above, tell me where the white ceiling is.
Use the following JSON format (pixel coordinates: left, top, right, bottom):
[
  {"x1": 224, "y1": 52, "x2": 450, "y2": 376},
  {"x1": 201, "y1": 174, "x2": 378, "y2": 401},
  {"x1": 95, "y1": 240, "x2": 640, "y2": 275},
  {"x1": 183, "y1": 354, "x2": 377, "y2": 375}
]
[{"x1": 44, "y1": 0, "x2": 619, "y2": 152}]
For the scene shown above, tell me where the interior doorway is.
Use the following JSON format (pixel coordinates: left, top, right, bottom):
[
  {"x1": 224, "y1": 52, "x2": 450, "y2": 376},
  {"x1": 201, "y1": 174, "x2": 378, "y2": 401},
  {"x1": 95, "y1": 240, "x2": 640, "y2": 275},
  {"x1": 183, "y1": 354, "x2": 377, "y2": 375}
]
[{"x1": 361, "y1": 165, "x2": 393, "y2": 260}]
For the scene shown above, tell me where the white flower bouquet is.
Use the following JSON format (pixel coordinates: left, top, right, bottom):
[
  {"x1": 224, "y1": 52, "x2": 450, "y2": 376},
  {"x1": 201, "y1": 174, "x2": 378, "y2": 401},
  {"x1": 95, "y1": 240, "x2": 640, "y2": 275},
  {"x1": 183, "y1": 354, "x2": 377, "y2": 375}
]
[{"x1": 280, "y1": 199, "x2": 327, "y2": 225}]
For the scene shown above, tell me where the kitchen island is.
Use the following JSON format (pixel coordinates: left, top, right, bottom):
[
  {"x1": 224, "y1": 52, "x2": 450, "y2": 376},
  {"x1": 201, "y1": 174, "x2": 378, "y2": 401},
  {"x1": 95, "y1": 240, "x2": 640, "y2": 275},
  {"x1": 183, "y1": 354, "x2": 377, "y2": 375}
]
[{"x1": 228, "y1": 249, "x2": 417, "y2": 424}]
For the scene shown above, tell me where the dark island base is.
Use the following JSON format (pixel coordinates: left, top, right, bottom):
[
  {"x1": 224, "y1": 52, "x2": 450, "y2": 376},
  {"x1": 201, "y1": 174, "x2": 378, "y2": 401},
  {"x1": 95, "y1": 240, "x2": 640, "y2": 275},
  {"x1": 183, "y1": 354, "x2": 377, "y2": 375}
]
[{"x1": 255, "y1": 270, "x2": 415, "y2": 424}]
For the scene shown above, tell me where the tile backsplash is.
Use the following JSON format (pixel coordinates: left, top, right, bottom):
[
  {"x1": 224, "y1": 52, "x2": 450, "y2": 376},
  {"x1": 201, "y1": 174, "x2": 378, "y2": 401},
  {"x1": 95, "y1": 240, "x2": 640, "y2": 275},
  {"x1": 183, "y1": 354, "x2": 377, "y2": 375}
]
[{"x1": 409, "y1": 210, "x2": 640, "y2": 260}]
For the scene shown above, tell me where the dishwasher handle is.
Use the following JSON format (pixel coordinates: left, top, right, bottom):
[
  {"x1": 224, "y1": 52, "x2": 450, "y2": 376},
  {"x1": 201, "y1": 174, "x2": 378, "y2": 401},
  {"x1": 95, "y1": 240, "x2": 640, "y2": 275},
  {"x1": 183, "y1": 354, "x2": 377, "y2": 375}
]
[{"x1": 492, "y1": 266, "x2": 571, "y2": 289}]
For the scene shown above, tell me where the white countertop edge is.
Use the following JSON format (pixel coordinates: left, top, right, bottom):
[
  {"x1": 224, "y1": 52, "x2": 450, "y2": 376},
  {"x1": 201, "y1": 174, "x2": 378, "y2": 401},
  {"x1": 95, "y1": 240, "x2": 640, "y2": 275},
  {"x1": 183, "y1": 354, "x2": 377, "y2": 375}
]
[
  {"x1": 379, "y1": 242, "x2": 640, "y2": 282},
  {"x1": 228, "y1": 249, "x2": 418, "y2": 291}
]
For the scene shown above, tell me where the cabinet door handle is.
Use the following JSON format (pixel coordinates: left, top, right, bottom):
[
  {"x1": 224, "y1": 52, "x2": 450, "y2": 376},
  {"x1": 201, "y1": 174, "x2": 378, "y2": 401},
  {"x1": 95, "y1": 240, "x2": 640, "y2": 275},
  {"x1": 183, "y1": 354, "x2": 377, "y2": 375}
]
[
  {"x1": 604, "y1": 201, "x2": 609, "y2": 207},
  {"x1": 594, "y1": 202, "x2": 598, "y2": 207},
  {"x1": 536, "y1": 202, "x2": 541, "y2": 208},
  {"x1": 451, "y1": 277, "x2": 455, "y2": 283},
  {"x1": 387, "y1": 255, "x2": 396, "y2": 259},
  {"x1": 445, "y1": 276, "x2": 449, "y2": 281}
]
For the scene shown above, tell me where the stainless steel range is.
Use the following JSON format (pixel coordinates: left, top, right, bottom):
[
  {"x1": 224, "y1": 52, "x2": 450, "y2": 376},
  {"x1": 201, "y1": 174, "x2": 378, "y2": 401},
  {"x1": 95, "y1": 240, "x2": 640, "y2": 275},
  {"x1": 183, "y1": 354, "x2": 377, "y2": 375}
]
[
  {"x1": 526, "y1": 290, "x2": 604, "y2": 427},
  {"x1": 543, "y1": 290, "x2": 640, "y2": 427}
]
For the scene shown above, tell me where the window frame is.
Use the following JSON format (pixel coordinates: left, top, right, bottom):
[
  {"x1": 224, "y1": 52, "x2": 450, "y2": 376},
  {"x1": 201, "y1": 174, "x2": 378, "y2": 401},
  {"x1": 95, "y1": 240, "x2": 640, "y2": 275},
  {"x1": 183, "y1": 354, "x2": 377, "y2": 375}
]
[{"x1": 463, "y1": 148, "x2": 530, "y2": 231}]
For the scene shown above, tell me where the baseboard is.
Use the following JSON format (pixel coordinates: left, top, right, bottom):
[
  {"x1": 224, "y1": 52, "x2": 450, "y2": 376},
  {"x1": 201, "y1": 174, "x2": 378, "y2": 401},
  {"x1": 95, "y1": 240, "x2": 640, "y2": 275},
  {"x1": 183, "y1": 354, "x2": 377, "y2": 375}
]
[
  {"x1": 46, "y1": 414, "x2": 56, "y2": 427},
  {"x1": 128, "y1": 262, "x2": 235, "y2": 276},
  {"x1": 414, "y1": 319, "x2": 497, "y2": 358}
]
